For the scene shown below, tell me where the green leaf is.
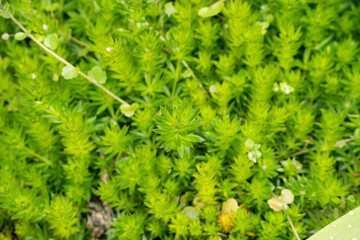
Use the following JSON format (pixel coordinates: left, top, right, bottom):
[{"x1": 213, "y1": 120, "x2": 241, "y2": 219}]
[
  {"x1": 182, "y1": 206, "x2": 199, "y2": 220},
  {"x1": 198, "y1": 0, "x2": 225, "y2": 18},
  {"x1": 44, "y1": 33, "x2": 59, "y2": 50},
  {"x1": 15, "y1": 31, "x2": 31, "y2": 41},
  {"x1": 165, "y1": 2, "x2": 176, "y2": 17},
  {"x1": 120, "y1": 103, "x2": 139, "y2": 117},
  {"x1": 245, "y1": 139, "x2": 255, "y2": 149},
  {"x1": 61, "y1": 66, "x2": 79, "y2": 80},
  {"x1": 186, "y1": 134, "x2": 204, "y2": 143},
  {"x1": 88, "y1": 66, "x2": 107, "y2": 84},
  {"x1": 15, "y1": 32, "x2": 26, "y2": 41},
  {"x1": 307, "y1": 206, "x2": 360, "y2": 240},
  {"x1": 0, "y1": 3, "x2": 15, "y2": 19}
]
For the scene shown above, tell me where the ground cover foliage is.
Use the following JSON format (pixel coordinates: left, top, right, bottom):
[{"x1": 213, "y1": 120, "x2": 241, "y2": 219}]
[{"x1": 0, "y1": 0, "x2": 360, "y2": 239}]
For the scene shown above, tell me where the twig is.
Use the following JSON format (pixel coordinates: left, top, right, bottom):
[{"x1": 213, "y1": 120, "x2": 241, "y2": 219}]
[
  {"x1": 5, "y1": 11, "x2": 129, "y2": 106},
  {"x1": 294, "y1": 147, "x2": 316, "y2": 156},
  {"x1": 294, "y1": 137, "x2": 355, "y2": 156},
  {"x1": 287, "y1": 214, "x2": 301, "y2": 240},
  {"x1": 27, "y1": 148, "x2": 51, "y2": 165},
  {"x1": 70, "y1": 37, "x2": 90, "y2": 48}
]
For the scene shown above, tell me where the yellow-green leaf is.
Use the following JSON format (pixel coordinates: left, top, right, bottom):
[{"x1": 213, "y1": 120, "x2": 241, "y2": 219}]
[
  {"x1": 120, "y1": 103, "x2": 139, "y2": 117},
  {"x1": 222, "y1": 198, "x2": 239, "y2": 214},
  {"x1": 280, "y1": 189, "x2": 294, "y2": 204},
  {"x1": 44, "y1": 33, "x2": 59, "y2": 50},
  {"x1": 88, "y1": 66, "x2": 107, "y2": 84},
  {"x1": 165, "y1": 2, "x2": 176, "y2": 17},
  {"x1": 198, "y1": 0, "x2": 225, "y2": 18},
  {"x1": 182, "y1": 206, "x2": 199, "y2": 220},
  {"x1": 267, "y1": 197, "x2": 283, "y2": 211},
  {"x1": 15, "y1": 31, "x2": 31, "y2": 41},
  {"x1": 61, "y1": 66, "x2": 79, "y2": 80}
]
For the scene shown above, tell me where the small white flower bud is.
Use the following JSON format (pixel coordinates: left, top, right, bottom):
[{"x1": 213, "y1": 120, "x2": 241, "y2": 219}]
[{"x1": 1, "y1": 33, "x2": 9, "y2": 40}]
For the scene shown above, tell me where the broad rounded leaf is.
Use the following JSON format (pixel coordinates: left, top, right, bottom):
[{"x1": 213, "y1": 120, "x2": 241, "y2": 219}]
[
  {"x1": 198, "y1": 0, "x2": 225, "y2": 18},
  {"x1": 61, "y1": 66, "x2": 79, "y2": 80},
  {"x1": 88, "y1": 66, "x2": 107, "y2": 84},
  {"x1": 15, "y1": 30, "x2": 31, "y2": 41},
  {"x1": 182, "y1": 206, "x2": 199, "y2": 220},
  {"x1": 164, "y1": 2, "x2": 176, "y2": 17},
  {"x1": 267, "y1": 197, "x2": 283, "y2": 211},
  {"x1": 120, "y1": 103, "x2": 139, "y2": 118},
  {"x1": 280, "y1": 189, "x2": 294, "y2": 204},
  {"x1": 44, "y1": 33, "x2": 59, "y2": 50},
  {"x1": 222, "y1": 198, "x2": 239, "y2": 214},
  {"x1": 15, "y1": 32, "x2": 27, "y2": 41}
]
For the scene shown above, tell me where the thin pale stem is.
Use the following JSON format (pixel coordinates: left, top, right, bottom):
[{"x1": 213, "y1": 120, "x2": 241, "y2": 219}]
[
  {"x1": 5, "y1": 12, "x2": 129, "y2": 106},
  {"x1": 70, "y1": 37, "x2": 90, "y2": 48},
  {"x1": 287, "y1": 214, "x2": 301, "y2": 240},
  {"x1": 27, "y1": 148, "x2": 51, "y2": 165}
]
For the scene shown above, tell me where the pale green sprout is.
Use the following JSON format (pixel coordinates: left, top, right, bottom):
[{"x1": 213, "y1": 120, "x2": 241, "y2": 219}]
[
  {"x1": 245, "y1": 139, "x2": 255, "y2": 149},
  {"x1": 164, "y1": 2, "x2": 176, "y2": 17},
  {"x1": 280, "y1": 82, "x2": 294, "y2": 94},
  {"x1": 120, "y1": 103, "x2": 139, "y2": 118},
  {"x1": 245, "y1": 139, "x2": 261, "y2": 163},
  {"x1": 273, "y1": 82, "x2": 295, "y2": 94},
  {"x1": 256, "y1": 21, "x2": 270, "y2": 35}
]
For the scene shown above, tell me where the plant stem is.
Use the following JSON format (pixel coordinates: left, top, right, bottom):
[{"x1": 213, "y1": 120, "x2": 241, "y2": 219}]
[
  {"x1": 287, "y1": 214, "x2": 301, "y2": 240},
  {"x1": 171, "y1": 59, "x2": 181, "y2": 98},
  {"x1": 27, "y1": 148, "x2": 51, "y2": 165},
  {"x1": 5, "y1": 12, "x2": 129, "y2": 106},
  {"x1": 70, "y1": 37, "x2": 90, "y2": 48},
  {"x1": 181, "y1": 59, "x2": 209, "y2": 98},
  {"x1": 158, "y1": 33, "x2": 208, "y2": 98}
]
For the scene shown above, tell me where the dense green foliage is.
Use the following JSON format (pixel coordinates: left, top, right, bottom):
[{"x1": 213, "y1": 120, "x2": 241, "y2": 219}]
[{"x1": 1, "y1": 0, "x2": 360, "y2": 239}]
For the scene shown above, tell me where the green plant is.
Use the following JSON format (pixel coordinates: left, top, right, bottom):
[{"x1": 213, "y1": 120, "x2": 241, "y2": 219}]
[{"x1": 1, "y1": 0, "x2": 360, "y2": 239}]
